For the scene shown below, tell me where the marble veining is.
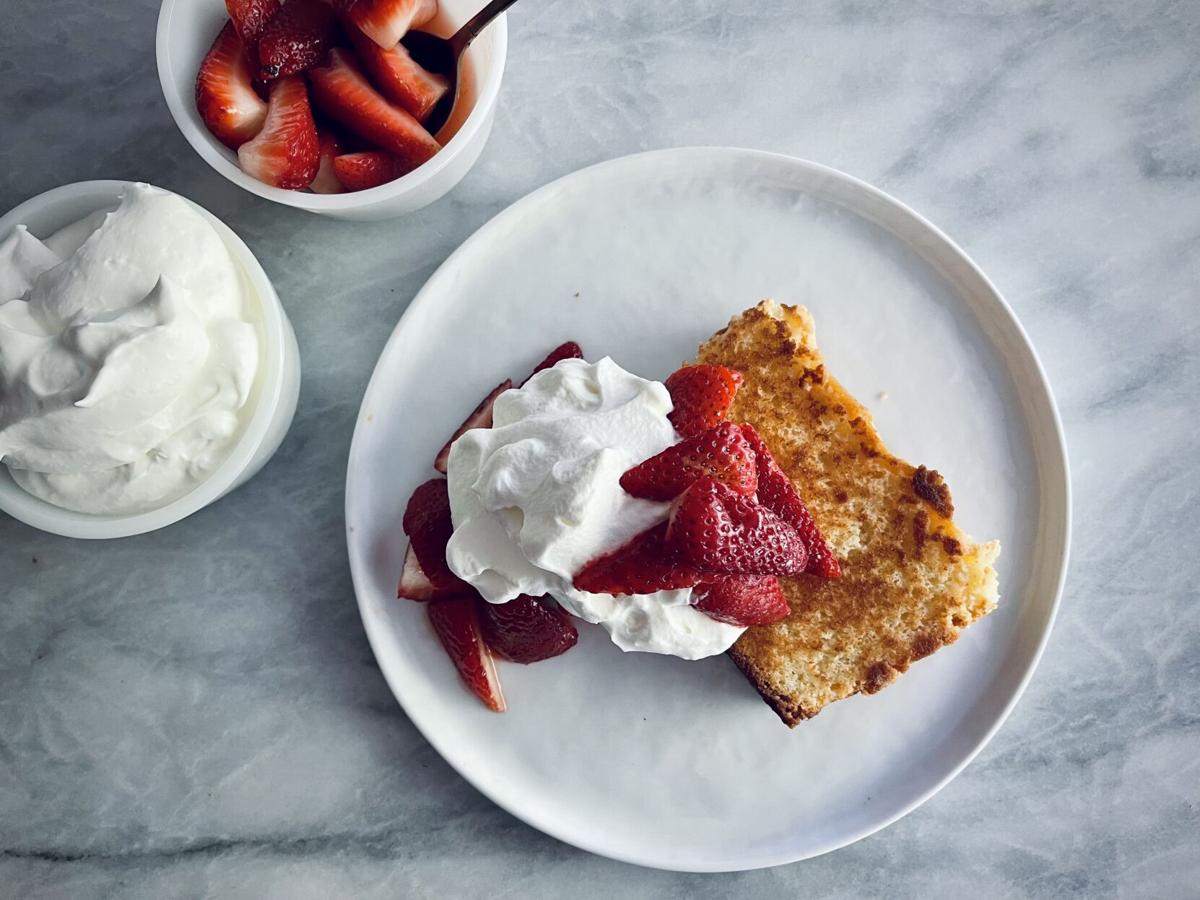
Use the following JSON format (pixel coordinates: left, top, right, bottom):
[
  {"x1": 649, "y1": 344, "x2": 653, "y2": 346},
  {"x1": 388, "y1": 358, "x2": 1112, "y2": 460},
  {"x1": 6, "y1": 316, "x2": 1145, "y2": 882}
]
[{"x1": 2, "y1": 0, "x2": 1198, "y2": 896}]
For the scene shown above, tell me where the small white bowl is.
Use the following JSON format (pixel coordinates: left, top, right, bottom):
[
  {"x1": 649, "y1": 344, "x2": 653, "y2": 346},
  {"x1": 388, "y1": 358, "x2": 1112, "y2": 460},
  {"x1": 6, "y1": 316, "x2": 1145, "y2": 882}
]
[
  {"x1": 156, "y1": 0, "x2": 508, "y2": 221},
  {"x1": 0, "y1": 180, "x2": 301, "y2": 539}
]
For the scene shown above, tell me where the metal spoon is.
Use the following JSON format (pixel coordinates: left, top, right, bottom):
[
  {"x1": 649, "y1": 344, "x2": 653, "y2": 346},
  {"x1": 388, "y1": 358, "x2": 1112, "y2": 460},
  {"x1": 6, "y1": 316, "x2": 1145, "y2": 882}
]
[{"x1": 403, "y1": 0, "x2": 519, "y2": 134}]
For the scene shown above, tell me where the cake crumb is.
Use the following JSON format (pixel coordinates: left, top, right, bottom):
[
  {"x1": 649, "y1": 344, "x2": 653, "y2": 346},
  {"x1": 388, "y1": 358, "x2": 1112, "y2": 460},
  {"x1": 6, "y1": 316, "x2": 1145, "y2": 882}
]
[{"x1": 878, "y1": 391, "x2": 889, "y2": 402}]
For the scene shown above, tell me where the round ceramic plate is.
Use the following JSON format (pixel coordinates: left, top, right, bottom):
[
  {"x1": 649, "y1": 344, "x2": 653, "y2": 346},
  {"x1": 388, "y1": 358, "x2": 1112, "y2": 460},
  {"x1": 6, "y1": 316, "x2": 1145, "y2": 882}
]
[{"x1": 345, "y1": 148, "x2": 1070, "y2": 872}]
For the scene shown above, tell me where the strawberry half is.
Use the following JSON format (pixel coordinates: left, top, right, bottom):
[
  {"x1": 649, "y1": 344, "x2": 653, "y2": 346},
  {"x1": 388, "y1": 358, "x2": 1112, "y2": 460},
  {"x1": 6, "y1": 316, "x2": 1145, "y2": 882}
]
[
  {"x1": 428, "y1": 596, "x2": 506, "y2": 712},
  {"x1": 694, "y1": 576, "x2": 790, "y2": 626},
  {"x1": 478, "y1": 595, "x2": 579, "y2": 664},
  {"x1": 620, "y1": 421, "x2": 757, "y2": 502},
  {"x1": 309, "y1": 130, "x2": 344, "y2": 193},
  {"x1": 237, "y1": 75, "x2": 320, "y2": 189},
  {"x1": 308, "y1": 48, "x2": 441, "y2": 169},
  {"x1": 225, "y1": 0, "x2": 281, "y2": 46},
  {"x1": 433, "y1": 379, "x2": 512, "y2": 474},
  {"x1": 521, "y1": 341, "x2": 584, "y2": 386},
  {"x1": 741, "y1": 424, "x2": 841, "y2": 578},
  {"x1": 347, "y1": 26, "x2": 449, "y2": 122},
  {"x1": 401, "y1": 478, "x2": 470, "y2": 591},
  {"x1": 667, "y1": 478, "x2": 808, "y2": 576},
  {"x1": 348, "y1": 0, "x2": 437, "y2": 49},
  {"x1": 664, "y1": 365, "x2": 744, "y2": 438},
  {"x1": 333, "y1": 151, "x2": 413, "y2": 191},
  {"x1": 256, "y1": 0, "x2": 336, "y2": 79},
  {"x1": 573, "y1": 523, "x2": 702, "y2": 596},
  {"x1": 195, "y1": 22, "x2": 268, "y2": 149}
]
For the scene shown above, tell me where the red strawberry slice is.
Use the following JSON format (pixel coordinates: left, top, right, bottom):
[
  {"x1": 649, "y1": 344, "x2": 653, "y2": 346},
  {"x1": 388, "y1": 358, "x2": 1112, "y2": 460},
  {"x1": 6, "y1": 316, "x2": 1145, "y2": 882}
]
[
  {"x1": 347, "y1": 26, "x2": 449, "y2": 122},
  {"x1": 196, "y1": 22, "x2": 268, "y2": 149},
  {"x1": 573, "y1": 523, "x2": 702, "y2": 596},
  {"x1": 256, "y1": 0, "x2": 336, "y2": 79},
  {"x1": 667, "y1": 478, "x2": 808, "y2": 576},
  {"x1": 620, "y1": 421, "x2": 757, "y2": 502},
  {"x1": 332, "y1": 151, "x2": 413, "y2": 191},
  {"x1": 664, "y1": 365, "x2": 744, "y2": 437},
  {"x1": 309, "y1": 130, "x2": 344, "y2": 193},
  {"x1": 694, "y1": 576, "x2": 790, "y2": 626},
  {"x1": 433, "y1": 379, "x2": 512, "y2": 474},
  {"x1": 401, "y1": 478, "x2": 470, "y2": 591},
  {"x1": 397, "y1": 545, "x2": 433, "y2": 600},
  {"x1": 397, "y1": 544, "x2": 437, "y2": 600},
  {"x1": 741, "y1": 424, "x2": 842, "y2": 578},
  {"x1": 237, "y1": 75, "x2": 320, "y2": 188},
  {"x1": 478, "y1": 594, "x2": 579, "y2": 663},
  {"x1": 348, "y1": 0, "x2": 437, "y2": 49},
  {"x1": 225, "y1": 0, "x2": 280, "y2": 45},
  {"x1": 308, "y1": 48, "x2": 441, "y2": 168},
  {"x1": 427, "y1": 596, "x2": 506, "y2": 712},
  {"x1": 521, "y1": 341, "x2": 584, "y2": 386}
]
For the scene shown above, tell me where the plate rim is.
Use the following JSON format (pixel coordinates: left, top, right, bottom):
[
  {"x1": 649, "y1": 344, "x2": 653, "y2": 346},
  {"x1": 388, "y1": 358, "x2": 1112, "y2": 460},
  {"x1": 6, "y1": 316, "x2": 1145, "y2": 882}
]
[{"x1": 344, "y1": 146, "x2": 1072, "y2": 871}]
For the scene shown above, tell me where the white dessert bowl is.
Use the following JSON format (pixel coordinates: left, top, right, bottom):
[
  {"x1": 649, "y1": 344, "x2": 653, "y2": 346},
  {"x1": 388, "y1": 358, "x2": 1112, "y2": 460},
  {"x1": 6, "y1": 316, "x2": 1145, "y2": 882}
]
[
  {"x1": 156, "y1": 0, "x2": 508, "y2": 222},
  {"x1": 0, "y1": 179, "x2": 301, "y2": 540}
]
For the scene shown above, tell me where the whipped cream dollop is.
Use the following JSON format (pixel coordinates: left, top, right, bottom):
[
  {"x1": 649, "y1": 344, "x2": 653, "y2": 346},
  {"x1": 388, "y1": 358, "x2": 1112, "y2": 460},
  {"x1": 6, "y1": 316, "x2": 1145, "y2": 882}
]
[
  {"x1": 0, "y1": 184, "x2": 260, "y2": 515},
  {"x1": 445, "y1": 357, "x2": 745, "y2": 659}
]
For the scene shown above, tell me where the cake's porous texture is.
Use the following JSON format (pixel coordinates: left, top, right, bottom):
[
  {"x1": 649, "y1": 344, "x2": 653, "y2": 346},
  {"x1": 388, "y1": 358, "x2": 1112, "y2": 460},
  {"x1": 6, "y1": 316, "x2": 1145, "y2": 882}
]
[{"x1": 695, "y1": 301, "x2": 1000, "y2": 726}]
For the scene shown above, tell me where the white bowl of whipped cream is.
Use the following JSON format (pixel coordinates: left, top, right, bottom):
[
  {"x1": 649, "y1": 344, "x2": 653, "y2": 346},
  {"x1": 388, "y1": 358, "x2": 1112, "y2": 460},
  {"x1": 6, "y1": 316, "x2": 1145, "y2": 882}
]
[{"x1": 0, "y1": 180, "x2": 301, "y2": 539}]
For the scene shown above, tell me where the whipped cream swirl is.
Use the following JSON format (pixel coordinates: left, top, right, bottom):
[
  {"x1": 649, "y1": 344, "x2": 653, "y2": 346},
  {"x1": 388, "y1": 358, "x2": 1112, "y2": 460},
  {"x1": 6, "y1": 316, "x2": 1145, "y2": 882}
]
[
  {"x1": 0, "y1": 184, "x2": 259, "y2": 515},
  {"x1": 445, "y1": 357, "x2": 744, "y2": 659}
]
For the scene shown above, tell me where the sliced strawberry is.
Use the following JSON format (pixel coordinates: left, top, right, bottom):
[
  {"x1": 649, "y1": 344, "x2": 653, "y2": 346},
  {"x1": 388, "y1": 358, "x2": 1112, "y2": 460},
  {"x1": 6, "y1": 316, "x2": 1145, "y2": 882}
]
[
  {"x1": 309, "y1": 130, "x2": 344, "y2": 193},
  {"x1": 401, "y1": 478, "x2": 470, "y2": 591},
  {"x1": 308, "y1": 48, "x2": 441, "y2": 168},
  {"x1": 664, "y1": 365, "x2": 744, "y2": 438},
  {"x1": 741, "y1": 424, "x2": 842, "y2": 578},
  {"x1": 521, "y1": 341, "x2": 584, "y2": 386},
  {"x1": 620, "y1": 421, "x2": 757, "y2": 502},
  {"x1": 478, "y1": 594, "x2": 578, "y2": 663},
  {"x1": 256, "y1": 0, "x2": 336, "y2": 79},
  {"x1": 348, "y1": 0, "x2": 437, "y2": 49},
  {"x1": 433, "y1": 379, "x2": 512, "y2": 474},
  {"x1": 397, "y1": 544, "x2": 440, "y2": 601},
  {"x1": 573, "y1": 523, "x2": 702, "y2": 596},
  {"x1": 237, "y1": 75, "x2": 320, "y2": 188},
  {"x1": 332, "y1": 151, "x2": 413, "y2": 191},
  {"x1": 667, "y1": 478, "x2": 808, "y2": 576},
  {"x1": 196, "y1": 22, "x2": 268, "y2": 149},
  {"x1": 694, "y1": 576, "x2": 790, "y2": 626},
  {"x1": 225, "y1": 0, "x2": 280, "y2": 45},
  {"x1": 347, "y1": 26, "x2": 449, "y2": 122},
  {"x1": 428, "y1": 596, "x2": 506, "y2": 712}
]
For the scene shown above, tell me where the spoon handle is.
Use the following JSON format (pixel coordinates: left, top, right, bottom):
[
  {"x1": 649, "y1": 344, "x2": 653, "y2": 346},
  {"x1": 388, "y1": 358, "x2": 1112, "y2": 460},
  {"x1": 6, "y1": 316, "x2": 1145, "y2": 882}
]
[{"x1": 449, "y1": 0, "x2": 521, "y2": 55}]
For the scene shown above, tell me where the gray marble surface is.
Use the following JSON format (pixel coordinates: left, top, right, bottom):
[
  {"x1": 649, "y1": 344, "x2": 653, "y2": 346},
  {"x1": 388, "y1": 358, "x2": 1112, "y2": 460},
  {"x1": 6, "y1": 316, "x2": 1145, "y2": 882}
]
[{"x1": 2, "y1": 0, "x2": 1198, "y2": 896}]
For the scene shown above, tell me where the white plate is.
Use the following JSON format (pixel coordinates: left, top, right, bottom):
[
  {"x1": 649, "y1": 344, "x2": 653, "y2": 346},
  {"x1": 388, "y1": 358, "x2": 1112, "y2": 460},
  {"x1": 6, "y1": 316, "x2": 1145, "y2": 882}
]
[{"x1": 345, "y1": 148, "x2": 1070, "y2": 872}]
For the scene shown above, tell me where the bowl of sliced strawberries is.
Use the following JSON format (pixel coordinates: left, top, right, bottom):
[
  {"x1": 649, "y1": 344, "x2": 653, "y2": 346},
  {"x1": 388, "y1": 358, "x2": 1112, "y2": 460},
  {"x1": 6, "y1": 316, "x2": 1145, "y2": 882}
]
[{"x1": 156, "y1": 0, "x2": 506, "y2": 220}]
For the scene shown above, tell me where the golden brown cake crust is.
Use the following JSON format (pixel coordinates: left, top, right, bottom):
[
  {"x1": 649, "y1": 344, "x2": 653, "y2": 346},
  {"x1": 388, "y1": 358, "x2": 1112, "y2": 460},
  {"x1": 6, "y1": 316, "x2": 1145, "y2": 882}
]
[{"x1": 695, "y1": 301, "x2": 1000, "y2": 726}]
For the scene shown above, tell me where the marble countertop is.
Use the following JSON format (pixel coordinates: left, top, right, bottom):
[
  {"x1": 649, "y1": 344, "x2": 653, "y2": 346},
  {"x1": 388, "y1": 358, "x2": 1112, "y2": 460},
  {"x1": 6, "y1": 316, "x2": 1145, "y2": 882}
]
[{"x1": 2, "y1": 0, "x2": 1198, "y2": 896}]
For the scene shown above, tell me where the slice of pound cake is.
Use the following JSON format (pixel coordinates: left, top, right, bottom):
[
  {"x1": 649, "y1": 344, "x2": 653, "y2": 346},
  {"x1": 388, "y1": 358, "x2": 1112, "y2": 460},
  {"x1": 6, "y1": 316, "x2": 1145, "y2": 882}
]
[{"x1": 695, "y1": 301, "x2": 1001, "y2": 725}]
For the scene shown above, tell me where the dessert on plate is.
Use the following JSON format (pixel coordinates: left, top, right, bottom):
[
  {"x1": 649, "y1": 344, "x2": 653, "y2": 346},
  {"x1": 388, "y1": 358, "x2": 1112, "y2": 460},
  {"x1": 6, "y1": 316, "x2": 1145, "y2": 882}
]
[{"x1": 395, "y1": 302, "x2": 1000, "y2": 725}]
